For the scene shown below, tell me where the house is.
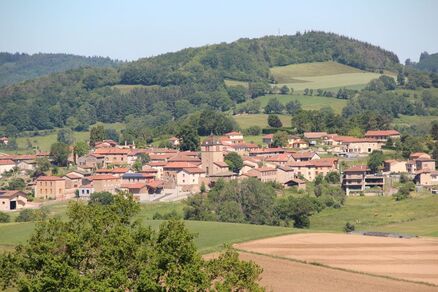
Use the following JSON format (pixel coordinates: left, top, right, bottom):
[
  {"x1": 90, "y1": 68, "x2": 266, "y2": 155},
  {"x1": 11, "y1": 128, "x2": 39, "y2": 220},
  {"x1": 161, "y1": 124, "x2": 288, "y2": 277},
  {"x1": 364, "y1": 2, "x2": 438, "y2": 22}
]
[
  {"x1": 291, "y1": 139, "x2": 309, "y2": 149},
  {"x1": 415, "y1": 158, "x2": 436, "y2": 172},
  {"x1": 228, "y1": 143, "x2": 259, "y2": 155},
  {"x1": 95, "y1": 167, "x2": 129, "y2": 177},
  {"x1": 78, "y1": 183, "x2": 94, "y2": 199},
  {"x1": 283, "y1": 178, "x2": 306, "y2": 190},
  {"x1": 415, "y1": 170, "x2": 438, "y2": 186},
  {"x1": 282, "y1": 158, "x2": 338, "y2": 181},
  {"x1": 93, "y1": 148, "x2": 130, "y2": 166},
  {"x1": 95, "y1": 139, "x2": 118, "y2": 148},
  {"x1": 63, "y1": 172, "x2": 83, "y2": 189},
  {"x1": 145, "y1": 161, "x2": 166, "y2": 179},
  {"x1": 265, "y1": 154, "x2": 290, "y2": 166},
  {"x1": 119, "y1": 183, "x2": 148, "y2": 196},
  {"x1": 121, "y1": 172, "x2": 154, "y2": 183},
  {"x1": 342, "y1": 165, "x2": 385, "y2": 196},
  {"x1": 262, "y1": 134, "x2": 274, "y2": 146},
  {"x1": 168, "y1": 137, "x2": 180, "y2": 147},
  {"x1": 409, "y1": 152, "x2": 431, "y2": 160},
  {"x1": 77, "y1": 153, "x2": 105, "y2": 170},
  {"x1": 291, "y1": 152, "x2": 320, "y2": 162},
  {"x1": 17, "y1": 160, "x2": 36, "y2": 172},
  {"x1": 0, "y1": 159, "x2": 15, "y2": 175},
  {"x1": 168, "y1": 153, "x2": 202, "y2": 166},
  {"x1": 244, "y1": 167, "x2": 277, "y2": 182},
  {"x1": 84, "y1": 175, "x2": 121, "y2": 193},
  {"x1": 383, "y1": 160, "x2": 407, "y2": 173},
  {"x1": 0, "y1": 136, "x2": 9, "y2": 145},
  {"x1": 325, "y1": 136, "x2": 381, "y2": 154},
  {"x1": 249, "y1": 148, "x2": 285, "y2": 157},
  {"x1": 304, "y1": 132, "x2": 328, "y2": 140},
  {"x1": 224, "y1": 131, "x2": 244, "y2": 144},
  {"x1": 406, "y1": 153, "x2": 435, "y2": 174},
  {"x1": 0, "y1": 190, "x2": 27, "y2": 211},
  {"x1": 35, "y1": 176, "x2": 67, "y2": 199},
  {"x1": 163, "y1": 162, "x2": 206, "y2": 192},
  {"x1": 364, "y1": 130, "x2": 400, "y2": 142}
]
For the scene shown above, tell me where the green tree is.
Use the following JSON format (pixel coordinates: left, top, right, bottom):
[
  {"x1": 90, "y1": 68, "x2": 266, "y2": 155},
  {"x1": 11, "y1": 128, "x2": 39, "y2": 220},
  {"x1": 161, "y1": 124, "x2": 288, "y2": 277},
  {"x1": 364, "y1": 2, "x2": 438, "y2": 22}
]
[
  {"x1": 367, "y1": 150, "x2": 384, "y2": 173},
  {"x1": 89, "y1": 125, "x2": 105, "y2": 147},
  {"x1": 279, "y1": 85, "x2": 290, "y2": 94},
  {"x1": 6, "y1": 178, "x2": 26, "y2": 191},
  {"x1": 89, "y1": 191, "x2": 114, "y2": 205},
  {"x1": 267, "y1": 114, "x2": 283, "y2": 128},
  {"x1": 50, "y1": 142, "x2": 70, "y2": 166},
  {"x1": 272, "y1": 131, "x2": 288, "y2": 147},
  {"x1": 57, "y1": 128, "x2": 75, "y2": 145},
  {"x1": 0, "y1": 194, "x2": 263, "y2": 290},
  {"x1": 32, "y1": 157, "x2": 51, "y2": 177},
  {"x1": 264, "y1": 98, "x2": 285, "y2": 114},
  {"x1": 73, "y1": 141, "x2": 90, "y2": 158},
  {"x1": 224, "y1": 152, "x2": 244, "y2": 173},
  {"x1": 286, "y1": 100, "x2": 302, "y2": 115},
  {"x1": 0, "y1": 212, "x2": 11, "y2": 223},
  {"x1": 177, "y1": 124, "x2": 200, "y2": 151},
  {"x1": 431, "y1": 121, "x2": 438, "y2": 140}
]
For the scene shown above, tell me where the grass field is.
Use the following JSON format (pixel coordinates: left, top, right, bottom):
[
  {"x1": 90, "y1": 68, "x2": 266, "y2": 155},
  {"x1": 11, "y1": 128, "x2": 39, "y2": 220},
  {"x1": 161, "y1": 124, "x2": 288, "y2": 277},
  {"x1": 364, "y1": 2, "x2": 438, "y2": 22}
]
[
  {"x1": 233, "y1": 114, "x2": 290, "y2": 129},
  {"x1": 393, "y1": 114, "x2": 438, "y2": 128},
  {"x1": 254, "y1": 94, "x2": 347, "y2": 114},
  {"x1": 13, "y1": 122, "x2": 125, "y2": 152},
  {"x1": 270, "y1": 61, "x2": 387, "y2": 92},
  {"x1": 310, "y1": 194, "x2": 438, "y2": 236},
  {"x1": 0, "y1": 201, "x2": 297, "y2": 254}
]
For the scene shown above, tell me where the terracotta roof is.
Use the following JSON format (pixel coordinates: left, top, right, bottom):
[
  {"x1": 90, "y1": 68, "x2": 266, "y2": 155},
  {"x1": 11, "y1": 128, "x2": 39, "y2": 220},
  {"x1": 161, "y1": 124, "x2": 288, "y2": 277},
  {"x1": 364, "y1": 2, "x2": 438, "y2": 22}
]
[
  {"x1": 332, "y1": 136, "x2": 378, "y2": 143},
  {"x1": 112, "y1": 167, "x2": 130, "y2": 173},
  {"x1": 80, "y1": 183, "x2": 93, "y2": 188},
  {"x1": 214, "y1": 161, "x2": 229, "y2": 167},
  {"x1": 287, "y1": 178, "x2": 306, "y2": 184},
  {"x1": 150, "y1": 154, "x2": 173, "y2": 160},
  {"x1": 147, "y1": 161, "x2": 167, "y2": 167},
  {"x1": 88, "y1": 175, "x2": 119, "y2": 180},
  {"x1": 292, "y1": 139, "x2": 308, "y2": 145},
  {"x1": 344, "y1": 165, "x2": 370, "y2": 172},
  {"x1": 36, "y1": 176, "x2": 65, "y2": 181},
  {"x1": 291, "y1": 152, "x2": 317, "y2": 159},
  {"x1": 257, "y1": 166, "x2": 276, "y2": 172},
  {"x1": 121, "y1": 183, "x2": 147, "y2": 189},
  {"x1": 244, "y1": 169, "x2": 259, "y2": 177},
  {"x1": 265, "y1": 154, "x2": 289, "y2": 162},
  {"x1": 164, "y1": 162, "x2": 198, "y2": 169},
  {"x1": 225, "y1": 131, "x2": 241, "y2": 136},
  {"x1": 182, "y1": 167, "x2": 205, "y2": 174},
  {"x1": 304, "y1": 132, "x2": 328, "y2": 139},
  {"x1": 0, "y1": 190, "x2": 26, "y2": 198},
  {"x1": 140, "y1": 168, "x2": 158, "y2": 173},
  {"x1": 250, "y1": 148, "x2": 285, "y2": 154},
  {"x1": 286, "y1": 158, "x2": 337, "y2": 168},
  {"x1": 94, "y1": 148, "x2": 130, "y2": 155},
  {"x1": 0, "y1": 159, "x2": 15, "y2": 165},
  {"x1": 64, "y1": 173, "x2": 82, "y2": 179},
  {"x1": 168, "y1": 153, "x2": 201, "y2": 163},
  {"x1": 365, "y1": 130, "x2": 400, "y2": 137},
  {"x1": 146, "y1": 180, "x2": 163, "y2": 189},
  {"x1": 180, "y1": 151, "x2": 199, "y2": 157},
  {"x1": 409, "y1": 152, "x2": 431, "y2": 160}
]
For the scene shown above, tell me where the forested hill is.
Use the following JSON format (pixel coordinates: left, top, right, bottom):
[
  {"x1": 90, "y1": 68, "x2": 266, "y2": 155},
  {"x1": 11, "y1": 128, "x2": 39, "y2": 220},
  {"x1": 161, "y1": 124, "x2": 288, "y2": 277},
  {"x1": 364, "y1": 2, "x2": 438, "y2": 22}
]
[
  {"x1": 0, "y1": 31, "x2": 401, "y2": 132},
  {"x1": 0, "y1": 52, "x2": 119, "y2": 86},
  {"x1": 409, "y1": 52, "x2": 438, "y2": 73}
]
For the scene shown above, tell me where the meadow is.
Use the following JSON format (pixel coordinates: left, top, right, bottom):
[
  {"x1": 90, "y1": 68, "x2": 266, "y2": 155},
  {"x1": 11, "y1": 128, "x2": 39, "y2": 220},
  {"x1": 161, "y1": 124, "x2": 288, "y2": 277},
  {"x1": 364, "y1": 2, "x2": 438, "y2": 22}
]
[{"x1": 233, "y1": 114, "x2": 291, "y2": 129}]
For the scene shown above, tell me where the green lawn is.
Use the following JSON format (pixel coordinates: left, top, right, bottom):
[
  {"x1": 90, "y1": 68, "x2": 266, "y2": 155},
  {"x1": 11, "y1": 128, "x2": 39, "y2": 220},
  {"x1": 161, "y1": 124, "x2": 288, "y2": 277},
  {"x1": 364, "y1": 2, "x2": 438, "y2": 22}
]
[
  {"x1": 243, "y1": 135, "x2": 263, "y2": 145},
  {"x1": 233, "y1": 114, "x2": 290, "y2": 129},
  {"x1": 310, "y1": 195, "x2": 438, "y2": 236},
  {"x1": 254, "y1": 94, "x2": 347, "y2": 114},
  {"x1": 14, "y1": 122, "x2": 125, "y2": 152}
]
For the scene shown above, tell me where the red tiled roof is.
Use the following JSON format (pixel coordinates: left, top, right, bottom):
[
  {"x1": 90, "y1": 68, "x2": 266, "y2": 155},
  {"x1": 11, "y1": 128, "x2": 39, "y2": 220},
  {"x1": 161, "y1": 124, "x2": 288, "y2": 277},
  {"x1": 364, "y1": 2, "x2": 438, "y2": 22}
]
[
  {"x1": 225, "y1": 131, "x2": 241, "y2": 136},
  {"x1": 0, "y1": 190, "x2": 26, "y2": 198},
  {"x1": 150, "y1": 154, "x2": 173, "y2": 160},
  {"x1": 88, "y1": 175, "x2": 119, "y2": 180},
  {"x1": 112, "y1": 167, "x2": 129, "y2": 173},
  {"x1": 409, "y1": 152, "x2": 431, "y2": 159},
  {"x1": 304, "y1": 132, "x2": 328, "y2": 139},
  {"x1": 164, "y1": 162, "x2": 197, "y2": 169},
  {"x1": 94, "y1": 148, "x2": 130, "y2": 155},
  {"x1": 344, "y1": 165, "x2": 370, "y2": 172},
  {"x1": 365, "y1": 130, "x2": 400, "y2": 137},
  {"x1": 250, "y1": 148, "x2": 285, "y2": 154},
  {"x1": 230, "y1": 143, "x2": 258, "y2": 149},
  {"x1": 140, "y1": 168, "x2": 158, "y2": 173},
  {"x1": 168, "y1": 153, "x2": 201, "y2": 163},
  {"x1": 64, "y1": 173, "x2": 82, "y2": 179},
  {"x1": 265, "y1": 154, "x2": 289, "y2": 162},
  {"x1": 292, "y1": 152, "x2": 317, "y2": 159},
  {"x1": 36, "y1": 176, "x2": 65, "y2": 181},
  {"x1": 257, "y1": 166, "x2": 276, "y2": 172},
  {"x1": 0, "y1": 159, "x2": 15, "y2": 165},
  {"x1": 146, "y1": 180, "x2": 163, "y2": 189},
  {"x1": 147, "y1": 161, "x2": 167, "y2": 167},
  {"x1": 182, "y1": 167, "x2": 205, "y2": 174}
]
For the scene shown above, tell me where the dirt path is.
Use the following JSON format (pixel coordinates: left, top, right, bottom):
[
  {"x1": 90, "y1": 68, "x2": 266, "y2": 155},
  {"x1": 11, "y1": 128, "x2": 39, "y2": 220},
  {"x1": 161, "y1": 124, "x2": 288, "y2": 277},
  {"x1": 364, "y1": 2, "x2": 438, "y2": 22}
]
[
  {"x1": 237, "y1": 251, "x2": 438, "y2": 292},
  {"x1": 235, "y1": 233, "x2": 438, "y2": 287}
]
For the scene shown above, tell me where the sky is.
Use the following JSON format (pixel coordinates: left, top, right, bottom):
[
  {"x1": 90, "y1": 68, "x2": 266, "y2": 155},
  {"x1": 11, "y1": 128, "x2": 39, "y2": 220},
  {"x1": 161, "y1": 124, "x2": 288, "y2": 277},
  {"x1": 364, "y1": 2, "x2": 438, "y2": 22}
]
[{"x1": 1, "y1": 0, "x2": 437, "y2": 63}]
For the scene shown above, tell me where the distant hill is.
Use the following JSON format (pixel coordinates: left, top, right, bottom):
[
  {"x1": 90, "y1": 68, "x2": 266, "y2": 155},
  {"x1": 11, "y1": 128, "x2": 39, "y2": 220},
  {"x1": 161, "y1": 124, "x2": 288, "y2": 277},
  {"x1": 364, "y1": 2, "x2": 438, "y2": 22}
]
[
  {"x1": 0, "y1": 31, "x2": 401, "y2": 132},
  {"x1": 0, "y1": 52, "x2": 119, "y2": 87},
  {"x1": 410, "y1": 52, "x2": 438, "y2": 73}
]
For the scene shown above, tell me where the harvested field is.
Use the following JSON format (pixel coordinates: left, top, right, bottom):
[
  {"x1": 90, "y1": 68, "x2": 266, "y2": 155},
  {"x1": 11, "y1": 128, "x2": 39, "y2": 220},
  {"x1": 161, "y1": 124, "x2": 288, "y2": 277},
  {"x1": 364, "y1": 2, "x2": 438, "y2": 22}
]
[
  {"x1": 236, "y1": 252, "x2": 437, "y2": 292},
  {"x1": 235, "y1": 233, "x2": 438, "y2": 287}
]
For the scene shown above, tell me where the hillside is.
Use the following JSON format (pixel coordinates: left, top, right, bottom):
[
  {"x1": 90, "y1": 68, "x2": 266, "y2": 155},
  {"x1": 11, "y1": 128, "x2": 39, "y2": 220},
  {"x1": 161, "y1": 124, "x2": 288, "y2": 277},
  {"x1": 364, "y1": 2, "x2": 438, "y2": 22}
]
[
  {"x1": 0, "y1": 31, "x2": 400, "y2": 133},
  {"x1": 0, "y1": 52, "x2": 119, "y2": 87},
  {"x1": 411, "y1": 52, "x2": 438, "y2": 73}
]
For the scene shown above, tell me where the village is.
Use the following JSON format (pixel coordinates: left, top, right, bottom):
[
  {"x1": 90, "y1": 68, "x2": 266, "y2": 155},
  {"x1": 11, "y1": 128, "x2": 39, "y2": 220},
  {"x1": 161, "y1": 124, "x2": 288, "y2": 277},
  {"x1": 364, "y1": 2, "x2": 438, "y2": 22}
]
[{"x1": 1, "y1": 128, "x2": 436, "y2": 212}]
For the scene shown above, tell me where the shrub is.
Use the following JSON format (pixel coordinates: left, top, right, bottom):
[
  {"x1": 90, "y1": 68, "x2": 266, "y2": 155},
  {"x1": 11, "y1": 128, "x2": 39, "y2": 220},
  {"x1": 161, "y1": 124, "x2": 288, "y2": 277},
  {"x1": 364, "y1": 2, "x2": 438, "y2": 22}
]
[
  {"x1": 243, "y1": 126, "x2": 262, "y2": 136},
  {"x1": 344, "y1": 222, "x2": 355, "y2": 232},
  {"x1": 152, "y1": 210, "x2": 182, "y2": 220},
  {"x1": 0, "y1": 211, "x2": 10, "y2": 223},
  {"x1": 15, "y1": 207, "x2": 49, "y2": 222}
]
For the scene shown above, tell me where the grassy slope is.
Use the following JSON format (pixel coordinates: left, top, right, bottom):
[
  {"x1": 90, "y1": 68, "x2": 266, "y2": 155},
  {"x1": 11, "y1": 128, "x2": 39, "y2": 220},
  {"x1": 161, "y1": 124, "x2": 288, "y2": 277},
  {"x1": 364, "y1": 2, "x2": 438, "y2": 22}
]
[
  {"x1": 234, "y1": 114, "x2": 290, "y2": 129},
  {"x1": 13, "y1": 122, "x2": 125, "y2": 152},
  {"x1": 310, "y1": 194, "x2": 438, "y2": 236},
  {"x1": 0, "y1": 201, "x2": 297, "y2": 254}
]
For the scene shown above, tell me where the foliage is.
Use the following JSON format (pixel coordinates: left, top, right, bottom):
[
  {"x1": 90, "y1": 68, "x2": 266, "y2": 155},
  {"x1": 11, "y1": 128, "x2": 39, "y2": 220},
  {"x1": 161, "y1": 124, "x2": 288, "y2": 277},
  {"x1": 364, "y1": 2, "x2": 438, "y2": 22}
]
[
  {"x1": 243, "y1": 126, "x2": 262, "y2": 136},
  {"x1": 367, "y1": 150, "x2": 384, "y2": 173},
  {"x1": 50, "y1": 142, "x2": 70, "y2": 166},
  {"x1": 0, "y1": 212, "x2": 10, "y2": 223},
  {"x1": 15, "y1": 207, "x2": 49, "y2": 222},
  {"x1": 264, "y1": 97, "x2": 285, "y2": 114},
  {"x1": 5, "y1": 178, "x2": 26, "y2": 191},
  {"x1": 152, "y1": 210, "x2": 182, "y2": 220},
  {"x1": 0, "y1": 194, "x2": 263, "y2": 290},
  {"x1": 176, "y1": 124, "x2": 200, "y2": 151},
  {"x1": 89, "y1": 125, "x2": 105, "y2": 146},
  {"x1": 73, "y1": 141, "x2": 90, "y2": 158},
  {"x1": 89, "y1": 191, "x2": 114, "y2": 205},
  {"x1": 224, "y1": 152, "x2": 244, "y2": 173},
  {"x1": 267, "y1": 114, "x2": 283, "y2": 128},
  {"x1": 57, "y1": 128, "x2": 75, "y2": 145},
  {"x1": 344, "y1": 222, "x2": 355, "y2": 232},
  {"x1": 272, "y1": 131, "x2": 289, "y2": 147},
  {"x1": 198, "y1": 109, "x2": 236, "y2": 136},
  {"x1": 285, "y1": 100, "x2": 302, "y2": 115},
  {"x1": 325, "y1": 171, "x2": 340, "y2": 184},
  {"x1": 393, "y1": 182, "x2": 415, "y2": 201}
]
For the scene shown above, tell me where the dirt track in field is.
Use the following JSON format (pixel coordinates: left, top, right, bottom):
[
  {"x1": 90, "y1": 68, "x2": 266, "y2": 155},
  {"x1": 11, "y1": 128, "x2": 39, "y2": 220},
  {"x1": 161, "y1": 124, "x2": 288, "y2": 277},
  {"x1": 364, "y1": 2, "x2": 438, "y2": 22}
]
[{"x1": 234, "y1": 233, "x2": 438, "y2": 289}]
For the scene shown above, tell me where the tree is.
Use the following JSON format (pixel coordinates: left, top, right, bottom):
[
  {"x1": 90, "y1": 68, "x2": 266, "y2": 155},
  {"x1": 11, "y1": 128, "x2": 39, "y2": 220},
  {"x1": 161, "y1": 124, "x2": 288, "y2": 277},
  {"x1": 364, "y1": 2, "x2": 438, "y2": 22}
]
[
  {"x1": 279, "y1": 85, "x2": 290, "y2": 95},
  {"x1": 267, "y1": 114, "x2": 283, "y2": 128},
  {"x1": 431, "y1": 121, "x2": 438, "y2": 140},
  {"x1": 89, "y1": 191, "x2": 114, "y2": 205},
  {"x1": 272, "y1": 131, "x2": 288, "y2": 147},
  {"x1": 6, "y1": 178, "x2": 26, "y2": 191},
  {"x1": 33, "y1": 157, "x2": 51, "y2": 177},
  {"x1": 50, "y1": 142, "x2": 70, "y2": 166},
  {"x1": 393, "y1": 182, "x2": 415, "y2": 201},
  {"x1": 0, "y1": 212, "x2": 10, "y2": 223},
  {"x1": 224, "y1": 152, "x2": 243, "y2": 173},
  {"x1": 73, "y1": 141, "x2": 89, "y2": 158},
  {"x1": 325, "y1": 171, "x2": 340, "y2": 184},
  {"x1": 0, "y1": 193, "x2": 262, "y2": 290},
  {"x1": 176, "y1": 124, "x2": 200, "y2": 151},
  {"x1": 89, "y1": 125, "x2": 105, "y2": 146},
  {"x1": 286, "y1": 100, "x2": 302, "y2": 115},
  {"x1": 367, "y1": 150, "x2": 384, "y2": 173},
  {"x1": 344, "y1": 222, "x2": 355, "y2": 232},
  {"x1": 264, "y1": 98, "x2": 285, "y2": 114},
  {"x1": 104, "y1": 128, "x2": 120, "y2": 142},
  {"x1": 57, "y1": 128, "x2": 75, "y2": 145}
]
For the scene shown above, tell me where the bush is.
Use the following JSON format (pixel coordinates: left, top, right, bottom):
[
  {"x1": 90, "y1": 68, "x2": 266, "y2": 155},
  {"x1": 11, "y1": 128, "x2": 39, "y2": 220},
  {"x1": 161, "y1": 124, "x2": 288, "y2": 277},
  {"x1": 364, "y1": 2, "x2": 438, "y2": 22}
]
[
  {"x1": 393, "y1": 182, "x2": 415, "y2": 201},
  {"x1": 0, "y1": 211, "x2": 11, "y2": 223},
  {"x1": 243, "y1": 126, "x2": 262, "y2": 136},
  {"x1": 15, "y1": 207, "x2": 49, "y2": 222},
  {"x1": 344, "y1": 222, "x2": 355, "y2": 232},
  {"x1": 89, "y1": 192, "x2": 114, "y2": 205},
  {"x1": 152, "y1": 210, "x2": 182, "y2": 220}
]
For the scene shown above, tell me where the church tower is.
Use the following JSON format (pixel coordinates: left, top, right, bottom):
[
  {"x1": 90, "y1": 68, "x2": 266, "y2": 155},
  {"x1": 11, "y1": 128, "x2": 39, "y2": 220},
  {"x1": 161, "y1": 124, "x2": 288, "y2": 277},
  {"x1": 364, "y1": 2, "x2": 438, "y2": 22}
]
[{"x1": 201, "y1": 136, "x2": 224, "y2": 176}]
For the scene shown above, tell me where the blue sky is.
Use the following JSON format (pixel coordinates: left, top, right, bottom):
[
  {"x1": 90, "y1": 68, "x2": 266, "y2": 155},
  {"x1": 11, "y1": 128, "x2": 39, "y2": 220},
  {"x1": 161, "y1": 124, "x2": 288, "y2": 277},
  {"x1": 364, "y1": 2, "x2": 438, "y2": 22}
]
[{"x1": 1, "y1": 0, "x2": 437, "y2": 62}]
